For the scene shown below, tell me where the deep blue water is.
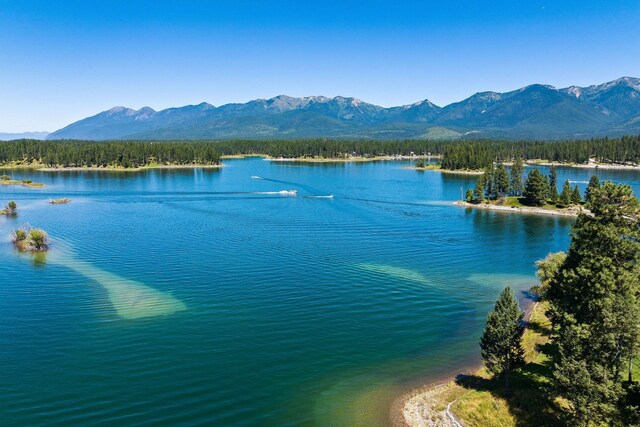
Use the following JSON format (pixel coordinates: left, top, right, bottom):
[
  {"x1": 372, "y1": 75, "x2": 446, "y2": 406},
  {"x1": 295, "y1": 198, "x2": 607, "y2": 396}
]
[{"x1": 1, "y1": 158, "x2": 639, "y2": 426}]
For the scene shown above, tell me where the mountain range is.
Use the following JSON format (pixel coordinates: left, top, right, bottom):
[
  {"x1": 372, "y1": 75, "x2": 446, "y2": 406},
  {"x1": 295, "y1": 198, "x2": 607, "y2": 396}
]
[{"x1": 47, "y1": 77, "x2": 640, "y2": 140}]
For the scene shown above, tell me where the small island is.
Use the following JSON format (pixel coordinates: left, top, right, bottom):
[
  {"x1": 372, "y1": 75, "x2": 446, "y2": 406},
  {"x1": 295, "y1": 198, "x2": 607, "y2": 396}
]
[
  {"x1": 0, "y1": 175, "x2": 45, "y2": 188},
  {"x1": 457, "y1": 161, "x2": 595, "y2": 217},
  {"x1": 12, "y1": 226, "x2": 49, "y2": 252},
  {"x1": 0, "y1": 201, "x2": 17, "y2": 216},
  {"x1": 49, "y1": 198, "x2": 71, "y2": 204}
]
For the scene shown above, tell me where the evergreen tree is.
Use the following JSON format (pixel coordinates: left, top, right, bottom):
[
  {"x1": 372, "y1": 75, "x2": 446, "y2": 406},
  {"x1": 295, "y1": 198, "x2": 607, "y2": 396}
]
[
  {"x1": 465, "y1": 188, "x2": 473, "y2": 203},
  {"x1": 559, "y1": 179, "x2": 572, "y2": 207},
  {"x1": 480, "y1": 287, "x2": 525, "y2": 393},
  {"x1": 547, "y1": 182, "x2": 640, "y2": 426},
  {"x1": 571, "y1": 185, "x2": 582, "y2": 205},
  {"x1": 473, "y1": 174, "x2": 486, "y2": 203},
  {"x1": 584, "y1": 175, "x2": 600, "y2": 204},
  {"x1": 484, "y1": 167, "x2": 495, "y2": 199},
  {"x1": 494, "y1": 163, "x2": 510, "y2": 198},
  {"x1": 548, "y1": 168, "x2": 558, "y2": 203},
  {"x1": 523, "y1": 168, "x2": 549, "y2": 206},
  {"x1": 510, "y1": 156, "x2": 524, "y2": 196},
  {"x1": 533, "y1": 251, "x2": 566, "y2": 298}
]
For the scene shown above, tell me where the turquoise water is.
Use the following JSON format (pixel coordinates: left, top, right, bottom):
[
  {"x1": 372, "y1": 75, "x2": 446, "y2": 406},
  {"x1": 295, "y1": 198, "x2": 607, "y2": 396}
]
[{"x1": 2, "y1": 158, "x2": 639, "y2": 426}]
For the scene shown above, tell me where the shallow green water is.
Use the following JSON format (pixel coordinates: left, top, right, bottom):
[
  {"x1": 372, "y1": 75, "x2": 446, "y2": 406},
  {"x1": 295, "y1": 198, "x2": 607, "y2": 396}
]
[{"x1": 1, "y1": 159, "x2": 638, "y2": 426}]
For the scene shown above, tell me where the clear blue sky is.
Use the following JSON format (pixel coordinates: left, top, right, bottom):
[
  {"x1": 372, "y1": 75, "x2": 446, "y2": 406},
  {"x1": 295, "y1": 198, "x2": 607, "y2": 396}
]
[{"x1": 0, "y1": 0, "x2": 638, "y2": 132}]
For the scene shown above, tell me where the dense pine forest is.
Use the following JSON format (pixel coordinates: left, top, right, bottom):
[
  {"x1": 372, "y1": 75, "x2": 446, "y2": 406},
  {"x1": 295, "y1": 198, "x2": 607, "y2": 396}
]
[
  {"x1": 440, "y1": 135, "x2": 640, "y2": 170},
  {"x1": 0, "y1": 136, "x2": 639, "y2": 168}
]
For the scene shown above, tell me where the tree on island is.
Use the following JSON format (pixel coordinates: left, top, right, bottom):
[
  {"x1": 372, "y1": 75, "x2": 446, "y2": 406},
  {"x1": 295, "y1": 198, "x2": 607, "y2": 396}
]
[
  {"x1": 2, "y1": 200, "x2": 17, "y2": 216},
  {"x1": 484, "y1": 167, "x2": 496, "y2": 199},
  {"x1": 12, "y1": 226, "x2": 49, "y2": 252},
  {"x1": 558, "y1": 179, "x2": 573, "y2": 207},
  {"x1": 510, "y1": 156, "x2": 524, "y2": 196},
  {"x1": 472, "y1": 174, "x2": 486, "y2": 203},
  {"x1": 571, "y1": 185, "x2": 582, "y2": 205},
  {"x1": 548, "y1": 168, "x2": 558, "y2": 204},
  {"x1": 494, "y1": 163, "x2": 510, "y2": 198},
  {"x1": 584, "y1": 175, "x2": 600, "y2": 204},
  {"x1": 480, "y1": 287, "x2": 525, "y2": 393},
  {"x1": 465, "y1": 188, "x2": 474, "y2": 203},
  {"x1": 546, "y1": 181, "x2": 640, "y2": 426},
  {"x1": 523, "y1": 168, "x2": 549, "y2": 206}
]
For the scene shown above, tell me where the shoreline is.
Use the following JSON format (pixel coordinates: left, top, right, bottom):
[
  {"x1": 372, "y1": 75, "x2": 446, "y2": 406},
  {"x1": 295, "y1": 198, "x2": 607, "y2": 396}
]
[
  {"x1": 522, "y1": 160, "x2": 640, "y2": 170},
  {"x1": 396, "y1": 297, "x2": 539, "y2": 427},
  {"x1": 1, "y1": 163, "x2": 224, "y2": 172},
  {"x1": 265, "y1": 155, "x2": 440, "y2": 163},
  {"x1": 455, "y1": 200, "x2": 582, "y2": 217},
  {"x1": 403, "y1": 165, "x2": 484, "y2": 175}
]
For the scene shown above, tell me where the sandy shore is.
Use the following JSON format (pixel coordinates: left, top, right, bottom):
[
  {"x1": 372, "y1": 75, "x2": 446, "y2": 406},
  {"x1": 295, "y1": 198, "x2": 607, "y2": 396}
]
[
  {"x1": 35, "y1": 164, "x2": 223, "y2": 172},
  {"x1": 0, "y1": 180, "x2": 46, "y2": 188},
  {"x1": 520, "y1": 160, "x2": 640, "y2": 170},
  {"x1": 398, "y1": 299, "x2": 539, "y2": 427},
  {"x1": 265, "y1": 155, "x2": 440, "y2": 163},
  {"x1": 403, "y1": 166, "x2": 484, "y2": 175},
  {"x1": 455, "y1": 201, "x2": 582, "y2": 217}
]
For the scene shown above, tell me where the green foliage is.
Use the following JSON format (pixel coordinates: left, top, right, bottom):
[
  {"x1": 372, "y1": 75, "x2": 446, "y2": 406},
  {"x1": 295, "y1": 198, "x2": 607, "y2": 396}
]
[
  {"x1": 571, "y1": 185, "x2": 582, "y2": 205},
  {"x1": 12, "y1": 226, "x2": 49, "y2": 251},
  {"x1": 465, "y1": 188, "x2": 474, "y2": 203},
  {"x1": 494, "y1": 163, "x2": 510, "y2": 198},
  {"x1": 546, "y1": 181, "x2": 640, "y2": 426},
  {"x1": 2, "y1": 135, "x2": 640, "y2": 169},
  {"x1": 13, "y1": 228, "x2": 27, "y2": 242},
  {"x1": 21, "y1": 179, "x2": 32, "y2": 184},
  {"x1": 510, "y1": 156, "x2": 524, "y2": 196},
  {"x1": 480, "y1": 287, "x2": 526, "y2": 392},
  {"x1": 484, "y1": 167, "x2": 495, "y2": 199},
  {"x1": 28, "y1": 228, "x2": 48, "y2": 251},
  {"x1": 584, "y1": 175, "x2": 601, "y2": 204},
  {"x1": 548, "y1": 168, "x2": 558, "y2": 203},
  {"x1": 4, "y1": 200, "x2": 17, "y2": 216},
  {"x1": 0, "y1": 174, "x2": 9, "y2": 180},
  {"x1": 523, "y1": 169, "x2": 549, "y2": 206},
  {"x1": 439, "y1": 135, "x2": 640, "y2": 171},
  {"x1": 415, "y1": 159, "x2": 426, "y2": 168},
  {"x1": 473, "y1": 174, "x2": 486, "y2": 203},
  {"x1": 533, "y1": 252, "x2": 566, "y2": 298},
  {"x1": 558, "y1": 179, "x2": 573, "y2": 208}
]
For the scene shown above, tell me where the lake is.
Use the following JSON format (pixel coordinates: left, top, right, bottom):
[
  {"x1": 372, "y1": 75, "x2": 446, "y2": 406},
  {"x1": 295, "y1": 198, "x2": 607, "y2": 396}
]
[{"x1": 2, "y1": 158, "x2": 639, "y2": 426}]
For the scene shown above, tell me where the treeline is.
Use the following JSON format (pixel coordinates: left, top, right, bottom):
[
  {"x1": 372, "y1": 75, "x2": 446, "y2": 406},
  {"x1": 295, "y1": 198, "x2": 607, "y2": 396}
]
[
  {"x1": 441, "y1": 135, "x2": 640, "y2": 170},
  {"x1": 1, "y1": 136, "x2": 639, "y2": 168},
  {"x1": 0, "y1": 140, "x2": 222, "y2": 168},
  {"x1": 0, "y1": 138, "x2": 451, "y2": 167}
]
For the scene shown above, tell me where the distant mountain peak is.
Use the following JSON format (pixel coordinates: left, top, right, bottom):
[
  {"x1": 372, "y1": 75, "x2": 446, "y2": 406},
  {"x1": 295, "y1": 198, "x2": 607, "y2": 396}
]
[{"x1": 47, "y1": 76, "x2": 640, "y2": 141}]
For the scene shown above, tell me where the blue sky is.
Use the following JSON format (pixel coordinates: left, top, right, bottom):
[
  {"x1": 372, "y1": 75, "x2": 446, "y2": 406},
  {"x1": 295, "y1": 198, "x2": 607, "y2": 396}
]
[{"x1": 0, "y1": 0, "x2": 638, "y2": 132}]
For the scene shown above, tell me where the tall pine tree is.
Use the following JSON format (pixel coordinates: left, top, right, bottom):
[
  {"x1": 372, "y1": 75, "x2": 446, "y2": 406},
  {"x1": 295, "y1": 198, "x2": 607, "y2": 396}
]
[
  {"x1": 523, "y1": 168, "x2": 549, "y2": 206},
  {"x1": 547, "y1": 181, "x2": 640, "y2": 426},
  {"x1": 510, "y1": 156, "x2": 524, "y2": 196},
  {"x1": 480, "y1": 287, "x2": 525, "y2": 393}
]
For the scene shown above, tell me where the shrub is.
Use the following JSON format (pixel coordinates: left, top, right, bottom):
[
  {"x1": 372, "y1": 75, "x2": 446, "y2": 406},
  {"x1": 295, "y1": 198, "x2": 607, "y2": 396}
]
[
  {"x1": 13, "y1": 228, "x2": 27, "y2": 242},
  {"x1": 28, "y1": 229, "x2": 48, "y2": 251}
]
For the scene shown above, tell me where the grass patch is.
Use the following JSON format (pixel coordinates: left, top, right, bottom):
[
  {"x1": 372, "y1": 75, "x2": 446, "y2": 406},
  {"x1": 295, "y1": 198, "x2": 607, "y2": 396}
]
[{"x1": 408, "y1": 302, "x2": 562, "y2": 427}]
